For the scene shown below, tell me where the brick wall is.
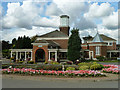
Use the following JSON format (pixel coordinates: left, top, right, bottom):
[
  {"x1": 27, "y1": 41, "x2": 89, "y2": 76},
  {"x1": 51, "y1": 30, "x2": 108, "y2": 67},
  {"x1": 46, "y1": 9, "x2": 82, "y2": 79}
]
[{"x1": 32, "y1": 45, "x2": 48, "y2": 63}]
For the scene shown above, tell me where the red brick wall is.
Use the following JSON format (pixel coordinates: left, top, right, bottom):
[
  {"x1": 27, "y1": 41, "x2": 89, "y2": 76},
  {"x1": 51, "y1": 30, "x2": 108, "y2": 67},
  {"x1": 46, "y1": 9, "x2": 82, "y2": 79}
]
[
  {"x1": 32, "y1": 45, "x2": 48, "y2": 63},
  {"x1": 89, "y1": 45, "x2": 107, "y2": 58},
  {"x1": 82, "y1": 46, "x2": 87, "y2": 49},
  {"x1": 59, "y1": 27, "x2": 70, "y2": 36},
  {"x1": 100, "y1": 46, "x2": 107, "y2": 57},
  {"x1": 107, "y1": 42, "x2": 116, "y2": 50}
]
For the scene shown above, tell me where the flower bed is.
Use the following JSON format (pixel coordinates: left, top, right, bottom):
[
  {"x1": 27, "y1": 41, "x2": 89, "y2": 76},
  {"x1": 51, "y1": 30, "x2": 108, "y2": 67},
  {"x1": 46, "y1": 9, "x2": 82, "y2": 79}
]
[
  {"x1": 102, "y1": 65, "x2": 120, "y2": 74},
  {"x1": 2, "y1": 68, "x2": 106, "y2": 77}
]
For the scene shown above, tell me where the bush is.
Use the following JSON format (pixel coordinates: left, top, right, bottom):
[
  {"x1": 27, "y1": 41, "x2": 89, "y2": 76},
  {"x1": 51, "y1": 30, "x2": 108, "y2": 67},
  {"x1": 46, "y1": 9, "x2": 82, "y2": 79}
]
[
  {"x1": 19, "y1": 61, "x2": 24, "y2": 64},
  {"x1": 66, "y1": 67, "x2": 75, "y2": 71},
  {"x1": 27, "y1": 61, "x2": 34, "y2": 64},
  {"x1": 35, "y1": 65, "x2": 62, "y2": 71},
  {"x1": 96, "y1": 56, "x2": 105, "y2": 61},
  {"x1": 52, "y1": 62, "x2": 59, "y2": 65},
  {"x1": 78, "y1": 62, "x2": 92, "y2": 67},
  {"x1": 79, "y1": 65, "x2": 89, "y2": 70},
  {"x1": 44, "y1": 61, "x2": 48, "y2": 64},
  {"x1": 10, "y1": 57, "x2": 14, "y2": 60},
  {"x1": 90, "y1": 64, "x2": 103, "y2": 70}
]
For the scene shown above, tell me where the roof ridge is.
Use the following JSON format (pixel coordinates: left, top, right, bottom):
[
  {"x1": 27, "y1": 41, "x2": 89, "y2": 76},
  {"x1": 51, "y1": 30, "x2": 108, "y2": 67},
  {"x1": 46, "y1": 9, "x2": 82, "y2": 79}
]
[
  {"x1": 39, "y1": 30, "x2": 58, "y2": 37},
  {"x1": 92, "y1": 32, "x2": 103, "y2": 42}
]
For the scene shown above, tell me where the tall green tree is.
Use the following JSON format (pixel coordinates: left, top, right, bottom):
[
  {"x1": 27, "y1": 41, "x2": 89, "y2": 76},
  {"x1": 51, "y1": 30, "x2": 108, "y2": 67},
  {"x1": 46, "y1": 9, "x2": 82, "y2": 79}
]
[
  {"x1": 67, "y1": 28, "x2": 82, "y2": 62},
  {"x1": 12, "y1": 35, "x2": 32, "y2": 49}
]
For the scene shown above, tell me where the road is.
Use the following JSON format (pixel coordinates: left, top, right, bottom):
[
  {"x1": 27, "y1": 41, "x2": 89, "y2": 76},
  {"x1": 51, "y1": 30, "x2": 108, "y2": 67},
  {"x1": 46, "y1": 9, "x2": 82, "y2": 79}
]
[{"x1": 2, "y1": 77, "x2": 118, "y2": 88}]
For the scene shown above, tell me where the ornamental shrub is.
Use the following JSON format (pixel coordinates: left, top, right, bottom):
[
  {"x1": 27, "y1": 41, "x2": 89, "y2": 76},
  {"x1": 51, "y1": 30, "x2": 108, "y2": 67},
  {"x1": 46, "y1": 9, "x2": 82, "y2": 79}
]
[
  {"x1": 19, "y1": 61, "x2": 24, "y2": 64},
  {"x1": 90, "y1": 64, "x2": 103, "y2": 70},
  {"x1": 52, "y1": 62, "x2": 59, "y2": 65},
  {"x1": 96, "y1": 56, "x2": 105, "y2": 61},
  {"x1": 44, "y1": 61, "x2": 48, "y2": 64},
  {"x1": 78, "y1": 62, "x2": 92, "y2": 67},
  {"x1": 27, "y1": 61, "x2": 34, "y2": 64},
  {"x1": 66, "y1": 67, "x2": 75, "y2": 71},
  {"x1": 79, "y1": 65, "x2": 89, "y2": 70}
]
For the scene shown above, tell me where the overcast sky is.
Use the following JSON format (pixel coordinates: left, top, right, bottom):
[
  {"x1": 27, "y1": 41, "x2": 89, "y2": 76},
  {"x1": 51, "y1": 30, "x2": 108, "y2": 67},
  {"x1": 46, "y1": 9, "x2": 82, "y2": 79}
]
[{"x1": 0, "y1": 0, "x2": 119, "y2": 43}]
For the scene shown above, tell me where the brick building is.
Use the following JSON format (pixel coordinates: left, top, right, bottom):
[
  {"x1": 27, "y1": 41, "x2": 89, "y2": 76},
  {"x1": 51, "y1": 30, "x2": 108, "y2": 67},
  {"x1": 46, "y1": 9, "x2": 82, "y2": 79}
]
[
  {"x1": 82, "y1": 32, "x2": 119, "y2": 60},
  {"x1": 10, "y1": 15, "x2": 120, "y2": 62},
  {"x1": 31, "y1": 15, "x2": 70, "y2": 63}
]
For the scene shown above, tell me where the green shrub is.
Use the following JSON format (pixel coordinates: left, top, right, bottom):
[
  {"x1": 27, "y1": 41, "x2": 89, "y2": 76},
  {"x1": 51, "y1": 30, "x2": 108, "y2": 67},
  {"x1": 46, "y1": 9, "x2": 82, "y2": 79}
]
[
  {"x1": 52, "y1": 62, "x2": 59, "y2": 65},
  {"x1": 44, "y1": 61, "x2": 48, "y2": 64},
  {"x1": 90, "y1": 64, "x2": 103, "y2": 70},
  {"x1": 19, "y1": 61, "x2": 24, "y2": 64},
  {"x1": 2, "y1": 65, "x2": 9, "y2": 69},
  {"x1": 96, "y1": 56, "x2": 105, "y2": 61},
  {"x1": 27, "y1": 61, "x2": 34, "y2": 64},
  {"x1": 79, "y1": 65, "x2": 89, "y2": 70},
  {"x1": 78, "y1": 62, "x2": 92, "y2": 67},
  {"x1": 66, "y1": 67, "x2": 75, "y2": 71},
  {"x1": 35, "y1": 65, "x2": 62, "y2": 71}
]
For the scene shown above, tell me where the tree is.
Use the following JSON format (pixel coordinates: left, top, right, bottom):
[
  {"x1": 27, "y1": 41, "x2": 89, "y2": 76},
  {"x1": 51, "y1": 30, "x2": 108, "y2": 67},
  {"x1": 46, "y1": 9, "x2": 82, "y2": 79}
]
[
  {"x1": 67, "y1": 28, "x2": 82, "y2": 62},
  {"x1": 2, "y1": 40, "x2": 11, "y2": 58},
  {"x1": 11, "y1": 35, "x2": 32, "y2": 49}
]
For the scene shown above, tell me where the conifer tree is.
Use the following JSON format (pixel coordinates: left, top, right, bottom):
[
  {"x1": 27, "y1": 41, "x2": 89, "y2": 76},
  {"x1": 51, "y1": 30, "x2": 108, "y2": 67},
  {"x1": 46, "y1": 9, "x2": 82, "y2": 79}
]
[{"x1": 67, "y1": 28, "x2": 82, "y2": 62}]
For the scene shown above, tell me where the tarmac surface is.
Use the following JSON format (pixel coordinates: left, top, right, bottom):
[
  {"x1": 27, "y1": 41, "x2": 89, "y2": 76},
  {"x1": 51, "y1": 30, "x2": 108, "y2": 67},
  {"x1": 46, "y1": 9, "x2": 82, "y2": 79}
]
[{"x1": 2, "y1": 74, "x2": 119, "y2": 88}]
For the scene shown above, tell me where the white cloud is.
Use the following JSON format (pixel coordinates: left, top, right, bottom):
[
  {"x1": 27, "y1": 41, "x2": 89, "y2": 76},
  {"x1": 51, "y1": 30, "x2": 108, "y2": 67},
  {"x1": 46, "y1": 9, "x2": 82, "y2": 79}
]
[
  {"x1": 84, "y1": 3, "x2": 114, "y2": 19},
  {"x1": 33, "y1": 16, "x2": 60, "y2": 28},
  {"x1": 102, "y1": 12, "x2": 118, "y2": 30},
  {"x1": 53, "y1": 0, "x2": 96, "y2": 30},
  {"x1": 46, "y1": 2, "x2": 62, "y2": 16},
  {"x1": 74, "y1": 17, "x2": 97, "y2": 30},
  {"x1": 2, "y1": 26, "x2": 56, "y2": 42},
  {"x1": 2, "y1": 1, "x2": 59, "y2": 29}
]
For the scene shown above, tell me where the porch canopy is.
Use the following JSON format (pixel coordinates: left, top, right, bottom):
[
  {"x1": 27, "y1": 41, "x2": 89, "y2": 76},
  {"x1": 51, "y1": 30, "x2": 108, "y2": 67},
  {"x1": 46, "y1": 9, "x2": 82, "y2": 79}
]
[{"x1": 10, "y1": 49, "x2": 32, "y2": 61}]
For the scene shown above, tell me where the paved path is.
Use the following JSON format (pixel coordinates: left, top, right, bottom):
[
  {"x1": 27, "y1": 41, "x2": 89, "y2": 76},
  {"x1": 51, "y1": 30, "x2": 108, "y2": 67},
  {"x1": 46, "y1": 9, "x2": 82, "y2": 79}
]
[{"x1": 2, "y1": 75, "x2": 119, "y2": 88}]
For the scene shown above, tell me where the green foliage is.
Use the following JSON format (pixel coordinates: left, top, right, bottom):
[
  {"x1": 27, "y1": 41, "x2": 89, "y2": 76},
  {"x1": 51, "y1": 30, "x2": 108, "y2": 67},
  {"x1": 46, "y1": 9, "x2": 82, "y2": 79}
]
[
  {"x1": 78, "y1": 62, "x2": 104, "y2": 70},
  {"x1": 49, "y1": 61, "x2": 59, "y2": 65},
  {"x1": 2, "y1": 40, "x2": 11, "y2": 50},
  {"x1": 27, "y1": 61, "x2": 34, "y2": 64},
  {"x1": 35, "y1": 65, "x2": 62, "y2": 71},
  {"x1": 96, "y1": 56, "x2": 105, "y2": 61},
  {"x1": 78, "y1": 62, "x2": 92, "y2": 67},
  {"x1": 52, "y1": 62, "x2": 59, "y2": 65},
  {"x1": 90, "y1": 64, "x2": 104, "y2": 70},
  {"x1": 19, "y1": 61, "x2": 24, "y2": 64},
  {"x1": 10, "y1": 57, "x2": 14, "y2": 60},
  {"x1": 79, "y1": 65, "x2": 89, "y2": 70},
  {"x1": 66, "y1": 67, "x2": 75, "y2": 71},
  {"x1": 44, "y1": 61, "x2": 48, "y2": 64},
  {"x1": 67, "y1": 28, "x2": 82, "y2": 62},
  {"x1": 2, "y1": 49, "x2": 11, "y2": 58},
  {"x1": 12, "y1": 35, "x2": 32, "y2": 49}
]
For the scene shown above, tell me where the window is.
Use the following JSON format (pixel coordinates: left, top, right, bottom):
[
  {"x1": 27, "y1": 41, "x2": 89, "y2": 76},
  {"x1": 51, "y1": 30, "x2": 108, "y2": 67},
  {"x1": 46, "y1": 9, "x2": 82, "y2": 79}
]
[
  {"x1": 96, "y1": 46, "x2": 100, "y2": 55},
  {"x1": 107, "y1": 42, "x2": 113, "y2": 46},
  {"x1": 109, "y1": 42, "x2": 112, "y2": 46}
]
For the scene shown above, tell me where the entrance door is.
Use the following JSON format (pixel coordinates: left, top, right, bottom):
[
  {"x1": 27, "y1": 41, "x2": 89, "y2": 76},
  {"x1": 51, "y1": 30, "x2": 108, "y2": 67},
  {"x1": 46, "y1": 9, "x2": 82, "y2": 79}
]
[
  {"x1": 89, "y1": 51, "x2": 93, "y2": 59},
  {"x1": 35, "y1": 49, "x2": 45, "y2": 62}
]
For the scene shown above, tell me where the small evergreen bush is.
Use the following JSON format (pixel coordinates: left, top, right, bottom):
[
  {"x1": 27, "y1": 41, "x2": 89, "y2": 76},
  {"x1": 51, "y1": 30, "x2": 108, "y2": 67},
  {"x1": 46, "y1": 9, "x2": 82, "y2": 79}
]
[
  {"x1": 66, "y1": 67, "x2": 75, "y2": 71},
  {"x1": 79, "y1": 65, "x2": 89, "y2": 70}
]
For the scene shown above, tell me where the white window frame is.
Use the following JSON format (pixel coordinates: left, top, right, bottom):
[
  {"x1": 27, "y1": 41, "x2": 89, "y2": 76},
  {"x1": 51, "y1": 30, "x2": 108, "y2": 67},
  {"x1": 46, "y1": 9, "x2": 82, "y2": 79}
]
[{"x1": 96, "y1": 46, "x2": 100, "y2": 55}]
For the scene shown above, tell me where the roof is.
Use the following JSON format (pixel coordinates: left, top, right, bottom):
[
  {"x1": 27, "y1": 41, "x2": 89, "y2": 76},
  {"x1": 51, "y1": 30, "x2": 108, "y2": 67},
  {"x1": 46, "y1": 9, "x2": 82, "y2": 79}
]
[
  {"x1": 35, "y1": 40, "x2": 60, "y2": 47},
  {"x1": 92, "y1": 32, "x2": 103, "y2": 42},
  {"x1": 88, "y1": 34, "x2": 116, "y2": 41},
  {"x1": 38, "y1": 30, "x2": 69, "y2": 38},
  {"x1": 60, "y1": 15, "x2": 69, "y2": 18}
]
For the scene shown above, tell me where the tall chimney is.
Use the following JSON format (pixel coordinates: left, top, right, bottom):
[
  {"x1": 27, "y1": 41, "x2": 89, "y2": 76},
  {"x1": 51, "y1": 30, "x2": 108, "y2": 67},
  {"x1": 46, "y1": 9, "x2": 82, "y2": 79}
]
[{"x1": 59, "y1": 15, "x2": 70, "y2": 36}]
